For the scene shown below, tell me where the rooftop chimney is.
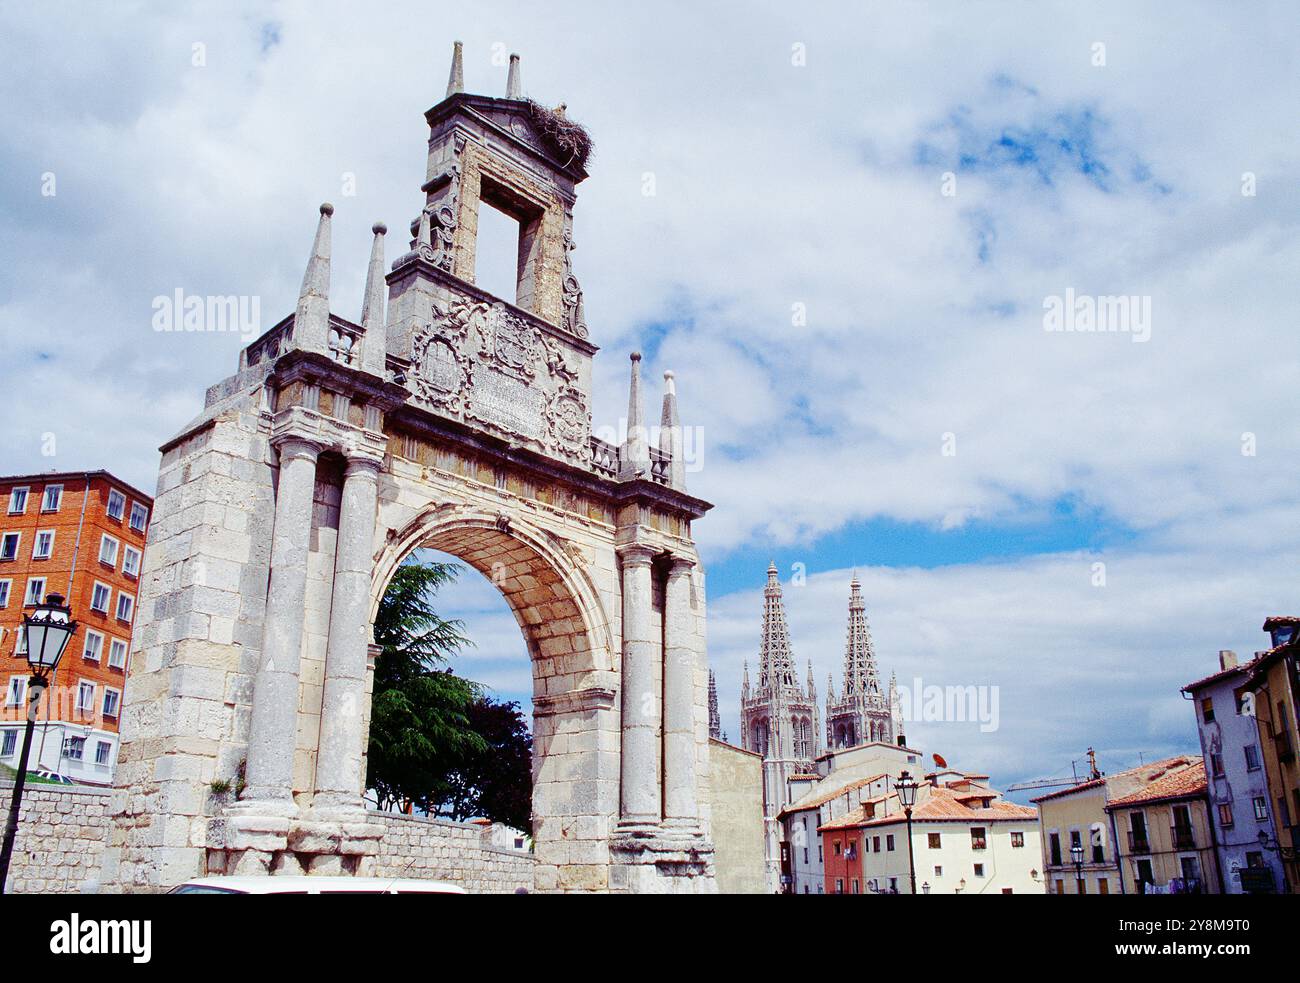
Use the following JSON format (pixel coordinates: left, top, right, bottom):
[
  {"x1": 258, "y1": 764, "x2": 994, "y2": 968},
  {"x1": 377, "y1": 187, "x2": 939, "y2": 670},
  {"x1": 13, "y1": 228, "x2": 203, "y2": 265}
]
[{"x1": 1218, "y1": 649, "x2": 1238, "y2": 671}]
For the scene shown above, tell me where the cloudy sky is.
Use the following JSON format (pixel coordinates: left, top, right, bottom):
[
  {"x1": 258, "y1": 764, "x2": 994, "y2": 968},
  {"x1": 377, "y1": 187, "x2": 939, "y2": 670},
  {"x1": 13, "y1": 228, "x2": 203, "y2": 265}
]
[{"x1": 3, "y1": 1, "x2": 1297, "y2": 794}]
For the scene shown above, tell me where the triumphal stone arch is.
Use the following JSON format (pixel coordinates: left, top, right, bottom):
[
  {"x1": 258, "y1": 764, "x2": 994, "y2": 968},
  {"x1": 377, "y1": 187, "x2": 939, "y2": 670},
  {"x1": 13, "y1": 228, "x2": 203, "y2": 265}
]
[{"x1": 102, "y1": 48, "x2": 716, "y2": 893}]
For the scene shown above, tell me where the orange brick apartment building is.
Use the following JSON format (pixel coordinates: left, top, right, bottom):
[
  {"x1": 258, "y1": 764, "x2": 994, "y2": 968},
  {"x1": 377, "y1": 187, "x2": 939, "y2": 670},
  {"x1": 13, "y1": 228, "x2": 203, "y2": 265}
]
[{"x1": 0, "y1": 471, "x2": 151, "y2": 784}]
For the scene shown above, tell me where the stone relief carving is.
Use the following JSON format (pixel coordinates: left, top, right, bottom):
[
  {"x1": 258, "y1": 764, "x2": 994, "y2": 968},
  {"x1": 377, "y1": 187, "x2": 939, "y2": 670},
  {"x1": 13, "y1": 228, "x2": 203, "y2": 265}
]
[
  {"x1": 418, "y1": 133, "x2": 467, "y2": 272},
  {"x1": 411, "y1": 296, "x2": 592, "y2": 462},
  {"x1": 561, "y1": 214, "x2": 589, "y2": 340}
]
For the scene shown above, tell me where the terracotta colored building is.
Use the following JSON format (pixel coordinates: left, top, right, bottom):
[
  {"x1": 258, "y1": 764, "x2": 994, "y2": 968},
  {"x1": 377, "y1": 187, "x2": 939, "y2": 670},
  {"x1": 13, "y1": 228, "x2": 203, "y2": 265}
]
[{"x1": 0, "y1": 471, "x2": 151, "y2": 784}]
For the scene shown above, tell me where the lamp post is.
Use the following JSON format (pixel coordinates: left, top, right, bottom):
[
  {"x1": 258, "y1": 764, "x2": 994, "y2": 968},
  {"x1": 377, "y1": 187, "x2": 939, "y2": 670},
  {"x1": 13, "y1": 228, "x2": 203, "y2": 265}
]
[
  {"x1": 896, "y1": 770, "x2": 920, "y2": 895},
  {"x1": 0, "y1": 593, "x2": 77, "y2": 893},
  {"x1": 921, "y1": 881, "x2": 931, "y2": 895},
  {"x1": 1071, "y1": 842, "x2": 1085, "y2": 895}
]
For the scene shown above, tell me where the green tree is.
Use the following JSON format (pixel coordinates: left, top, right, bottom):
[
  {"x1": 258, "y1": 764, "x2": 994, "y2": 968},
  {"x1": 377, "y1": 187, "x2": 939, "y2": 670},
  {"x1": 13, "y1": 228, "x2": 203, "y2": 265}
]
[
  {"x1": 438, "y1": 696, "x2": 533, "y2": 832},
  {"x1": 366, "y1": 558, "x2": 484, "y2": 813}
]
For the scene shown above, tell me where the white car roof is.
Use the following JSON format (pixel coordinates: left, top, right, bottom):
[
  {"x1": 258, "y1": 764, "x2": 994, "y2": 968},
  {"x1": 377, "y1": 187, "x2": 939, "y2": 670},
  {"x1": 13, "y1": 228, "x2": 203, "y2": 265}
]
[{"x1": 172, "y1": 876, "x2": 468, "y2": 894}]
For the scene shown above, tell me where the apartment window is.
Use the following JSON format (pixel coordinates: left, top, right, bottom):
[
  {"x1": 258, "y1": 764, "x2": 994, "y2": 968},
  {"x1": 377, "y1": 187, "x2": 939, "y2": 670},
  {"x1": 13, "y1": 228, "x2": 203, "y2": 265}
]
[
  {"x1": 1010, "y1": 831, "x2": 1025, "y2": 848},
  {"x1": 886, "y1": 834, "x2": 895, "y2": 851},
  {"x1": 1054, "y1": 879, "x2": 1065, "y2": 895},
  {"x1": 41, "y1": 485, "x2": 62, "y2": 512},
  {"x1": 803, "y1": 847, "x2": 808, "y2": 864},
  {"x1": 835, "y1": 879, "x2": 843, "y2": 895},
  {"x1": 30, "y1": 530, "x2": 54, "y2": 560},
  {"x1": 122, "y1": 546, "x2": 141, "y2": 578},
  {"x1": 13, "y1": 630, "x2": 26, "y2": 656},
  {"x1": 851, "y1": 878, "x2": 860, "y2": 895},
  {"x1": 82, "y1": 630, "x2": 104, "y2": 662},
  {"x1": 1218, "y1": 803, "x2": 1234, "y2": 826},
  {"x1": 872, "y1": 836, "x2": 881, "y2": 853},
  {"x1": 8, "y1": 487, "x2": 28, "y2": 514},
  {"x1": 95, "y1": 741, "x2": 112, "y2": 766},
  {"x1": 1050, "y1": 832, "x2": 1064, "y2": 866},
  {"x1": 973, "y1": 863, "x2": 985, "y2": 878},
  {"x1": 5, "y1": 676, "x2": 26, "y2": 707},
  {"x1": 928, "y1": 833, "x2": 941, "y2": 849},
  {"x1": 888, "y1": 877, "x2": 898, "y2": 893},
  {"x1": 129, "y1": 502, "x2": 149, "y2": 533},
  {"x1": 24, "y1": 577, "x2": 46, "y2": 606},
  {"x1": 98, "y1": 534, "x2": 119, "y2": 567},
  {"x1": 934, "y1": 865, "x2": 943, "y2": 877},
  {"x1": 76, "y1": 681, "x2": 95, "y2": 713},
  {"x1": 1200, "y1": 696, "x2": 1215, "y2": 723},
  {"x1": 1098, "y1": 877, "x2": 1109, "y2": 895},
  {"x1": 102, "y1": 688, "x2": 121, "y2": 718},
  {"x1": 1244, "y1": 744, "x2": 1261, "y2": 771},
  {"x1": 1, "y1": 730, "x2": 16, "y2": 757},
  {"x1": 970, "y1": 827, "x2": 987, "y2": 851},
  {"x1": 1253, "y1": 796, "x2": 1269, "y2": 822},
  {"x1": 62, "y1": 736, "x2": 85, "y2": 760},
  {"x1": 833, "y1": 841, "x2": 841, "y2": 856},
  {"x1": 90, "y1": 582, "x2": 111, "y2": 612},
  {"x1": 1210, "y1": 752, "x2": 1224, "y2": 778},
  {"x1": 106, "y1": 489, "x2": 126, "y2": 521},
  {"x1": 108, "y1": 638, "x2": 128, "y2": 669},
  {"x1": 0, "y1": 580, "x2": 9, "y2": 609},
  {"x1": 1, "y1": 532, "x2": 20, "y2": 561},
  {"x1": 845, "y1": 841, "x2": 858, "y2": 860},
  {"x1": 115, "y1": 592, "x2": 135, "y2": 623}
]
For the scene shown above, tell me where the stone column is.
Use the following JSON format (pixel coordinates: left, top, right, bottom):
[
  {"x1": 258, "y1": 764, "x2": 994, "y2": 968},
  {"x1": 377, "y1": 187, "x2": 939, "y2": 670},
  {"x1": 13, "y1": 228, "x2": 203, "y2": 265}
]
[
  {"x1": 241, "y1": 436, "x2": 321, "y2": 807},
  {"x1": 618, "y1": 544, "x2": 659, "y2": 825},
  {"x1": 312, "y1": 455, "x2": 382, "y2": 811},
  {"x1": 662, "y1": 556, "x2": 698, "y2": 826}
]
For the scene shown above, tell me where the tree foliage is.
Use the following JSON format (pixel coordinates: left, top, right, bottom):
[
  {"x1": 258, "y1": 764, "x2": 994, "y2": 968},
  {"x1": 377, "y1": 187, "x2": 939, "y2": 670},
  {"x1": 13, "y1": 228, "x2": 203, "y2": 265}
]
[{"x1": 365, "y1": 557, "x2": 533, "y2": 832}]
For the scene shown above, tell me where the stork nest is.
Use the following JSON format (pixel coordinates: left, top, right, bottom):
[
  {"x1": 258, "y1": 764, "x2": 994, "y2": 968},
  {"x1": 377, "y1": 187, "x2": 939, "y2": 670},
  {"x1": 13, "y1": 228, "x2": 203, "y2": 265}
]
[{"x1": 525, "y1": 99, "x2": 593, "y2": 170}]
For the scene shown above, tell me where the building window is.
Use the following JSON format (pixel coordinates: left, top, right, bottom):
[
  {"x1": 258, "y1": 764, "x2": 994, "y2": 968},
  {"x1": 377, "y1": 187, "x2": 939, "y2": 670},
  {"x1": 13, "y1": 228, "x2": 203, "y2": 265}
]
[
  {"x1": 833, "y1": 841, "x2": 841, "y2": 856},
  {"x1": 970, "y1": 827, "x2": 987, "y2": 851},
  {"x1": 90, "y1": 582, "x2": 111, "y2": 613},
  {"x1": 0, "y1": 580, "x2": 9, "y2": 609},
  {"x1": 1098, "y1": 877, "x2": 1109, "y2": 895},
  {"x1": 934, "y1": 865, "x2": 943, "y2": 877},
  {"x1": 1, "y1": 532, "x2": 20, "y2": 561},
  {"x1": 1210, "y1": 752, "x2": 1224, "y2": 777},
  {"x1": 24, "y1": 577, "x2": 46, "y2": 606},
  {"x1": 1253, "y1": 797, "x2": 1269, "y2": 822},
  {"x1": 973, "y1": 863, "x2": 985, "y2": 878},
  {"x1": 1218, "y1": 803, "x2": 1233, "y2": 826},
  {"x1": 31, "y1": 530, "x2": 54, "y2": 560},
  {"x1": 835, "y1": 879, "x2": 843, "y2": 895},
  {"x1": 1200, "y1": 697, "x2": 1215, "y2": 723},
  {"x1": 106, "y1": 489, "x2": 126, "y2": 521},
  {"x1": 872, "y1": 836, "x2": 881, "y2": 853},
  {"x1": 76, "y1": 681, "x2": 95, "y2": 714},
  {"x1": 98, "y1": 534, "x2": 119, "y2": 567},
  {"x1": 115, "y1": 592, "x2": 135, "y2": 623},
  {"x1": 129, "y1": 502, "x2": 149, "y2": 533},
  {"x1": 928, "y1": 833, "x2": 941, "y2": 849},
  {"x1": 1244, "y1": 744, "x2": 1261, "y2": 771},
  {"x1": 851, "y1": 878, "x2": 860, "y2": 894},
  {"x1": 102, "y1": 688, "x2": 120, "y2": 718},
  {"x1": 41, "y1": 485, "x2": 63, "y2": 512},
  {"x1": 8, "y1": 487, "x2": 28, "y2": 515},
  {"x1": 5, "y1": 677, "x2": 26, "y2": 707},
  {"x1": 1010, "y1": 831, "x2": 1025, "y2": 848},
  {"x1": 1, "y1": 730, "x2": 16, "y2": 757},
  {"x1": 845, "y1": 841, "x2": 858, "y2": 860},
  {"x1": 886, "y1": 834, "x2": 895, "y2": 851},
  {"x1": 95, "y1": 741, "x2": 112, "y2": 765},
  {"x1": 108, "y1": 638, "x2": 128, "y2": 669},
  {"x1": 888, "y1": 877, "x2": 898, "y2": 893},
  {"x1": 82, "y1": 631, "x2": 103, "y2": 662},
  {"x1": 62, "y1": 736, "x2": 85, "y2": 760},
  {"x1": 1054, "y1": 879, "x2": 1065, "y2": 895},
  {"x1": 122, "y1": 546, "x2": 141, "y2": 578}
]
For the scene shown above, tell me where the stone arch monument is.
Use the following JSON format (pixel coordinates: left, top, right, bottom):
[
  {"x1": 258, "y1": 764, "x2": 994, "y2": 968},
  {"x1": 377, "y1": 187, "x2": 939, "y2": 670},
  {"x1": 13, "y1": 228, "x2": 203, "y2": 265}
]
[{"x1": 102, "y1": 46, "x2": 715, "y2": 893}]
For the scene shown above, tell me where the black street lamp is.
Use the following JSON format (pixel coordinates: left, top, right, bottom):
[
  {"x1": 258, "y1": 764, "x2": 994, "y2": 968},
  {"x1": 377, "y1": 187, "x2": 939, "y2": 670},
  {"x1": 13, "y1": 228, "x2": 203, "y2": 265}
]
[
  {"x1": 896, "y1": 770, "x2": 920, "y2": 895},
  {"x1": 1071, "y1": 842, "x2": 1085, "y2": 894},
  {"x1": 0, "y1": 593, "x2": 77, "y2": 893}
]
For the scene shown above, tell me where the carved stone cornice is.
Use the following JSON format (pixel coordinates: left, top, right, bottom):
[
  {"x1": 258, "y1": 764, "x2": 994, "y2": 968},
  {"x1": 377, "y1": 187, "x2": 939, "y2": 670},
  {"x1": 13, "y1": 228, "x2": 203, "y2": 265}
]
[
  {"x1": 270, "y1": 405, "x2": 387, "y2": 463},
  {"x1": 533, "y1": 686, "x2": 617, "y2": 718}
]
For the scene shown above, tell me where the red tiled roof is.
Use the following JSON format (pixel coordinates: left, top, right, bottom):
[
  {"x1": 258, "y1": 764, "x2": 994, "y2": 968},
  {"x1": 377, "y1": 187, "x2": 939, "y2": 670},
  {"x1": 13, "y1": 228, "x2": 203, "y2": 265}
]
[
  {"x1": 1030, "y1": 754, "x2": 1199, "y2": 804},
  {"x1": 821, "y1": 787, "x2": 1035, "y2": 831},
  {"x1": 779, "y1": 774, "x2": 887, "y2": 818},
  {"x1": 1262, "y1": 616, "x2": 1300, "y2": 630},
  {"x1": 1030, "y1": 778, "x2": 1105, "y2": 804},
  {"x1": 1182, "y1": 657, "x2": 1257, "y2": 693},
  {"x1": 1105, "y1": 760, "x2": 1207, "y2": 809}
]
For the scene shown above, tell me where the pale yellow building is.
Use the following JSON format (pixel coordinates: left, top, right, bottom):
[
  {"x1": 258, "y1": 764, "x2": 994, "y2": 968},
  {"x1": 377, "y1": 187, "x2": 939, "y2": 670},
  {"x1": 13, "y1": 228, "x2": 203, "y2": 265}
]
[
  {"x1": 708, "y1": 738, "x2": 767, "y2": 893},
  {"x1": 1034, "y1": 755, "x2": 1200, "y2": 895},
  {"x1": 1106, "y1": 760, "x2": 1222, "y2": 894}
]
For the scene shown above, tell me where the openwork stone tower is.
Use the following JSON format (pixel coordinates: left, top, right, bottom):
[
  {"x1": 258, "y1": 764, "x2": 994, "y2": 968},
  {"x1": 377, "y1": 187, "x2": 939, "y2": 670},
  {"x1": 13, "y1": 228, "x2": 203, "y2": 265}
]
[{"x1": 102, "y1": 46, "x2": 715, "y2": 893}]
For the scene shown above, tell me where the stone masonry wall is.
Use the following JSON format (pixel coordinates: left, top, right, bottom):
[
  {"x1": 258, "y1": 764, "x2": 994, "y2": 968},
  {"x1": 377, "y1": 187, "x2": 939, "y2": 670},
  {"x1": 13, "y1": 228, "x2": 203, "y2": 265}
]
[
  {"x1": 1, "y1": 782, "x2": 110, "y2": 894},
  {"x1": 368, "y1": 812, "x2": 535, "y2": 893}
]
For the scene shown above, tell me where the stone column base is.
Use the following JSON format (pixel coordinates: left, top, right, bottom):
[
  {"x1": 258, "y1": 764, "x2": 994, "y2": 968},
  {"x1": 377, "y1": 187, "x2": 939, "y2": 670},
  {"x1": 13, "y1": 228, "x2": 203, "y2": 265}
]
[
  {"x1": 206, "y1": 807, "x2": 385, "y2": 879},
  {"x1": 609, "y1": 824, "x2": 717, "y2": 894}
]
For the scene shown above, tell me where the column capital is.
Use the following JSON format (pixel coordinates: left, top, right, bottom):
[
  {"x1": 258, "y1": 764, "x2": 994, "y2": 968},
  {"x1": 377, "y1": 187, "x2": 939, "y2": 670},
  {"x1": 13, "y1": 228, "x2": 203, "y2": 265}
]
[
  {"x1": 271, "y1": 434, "x2": 324, "y2": 462},
  {"x1": 616, "y1": 542, "x2": 658, "y2": 568},
  {"x1": 343, "y1": 452, "x2": 385, "y2": 479},
  {"x1": 665, "y1": 553, "x2": 696, "y2": 576}
]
